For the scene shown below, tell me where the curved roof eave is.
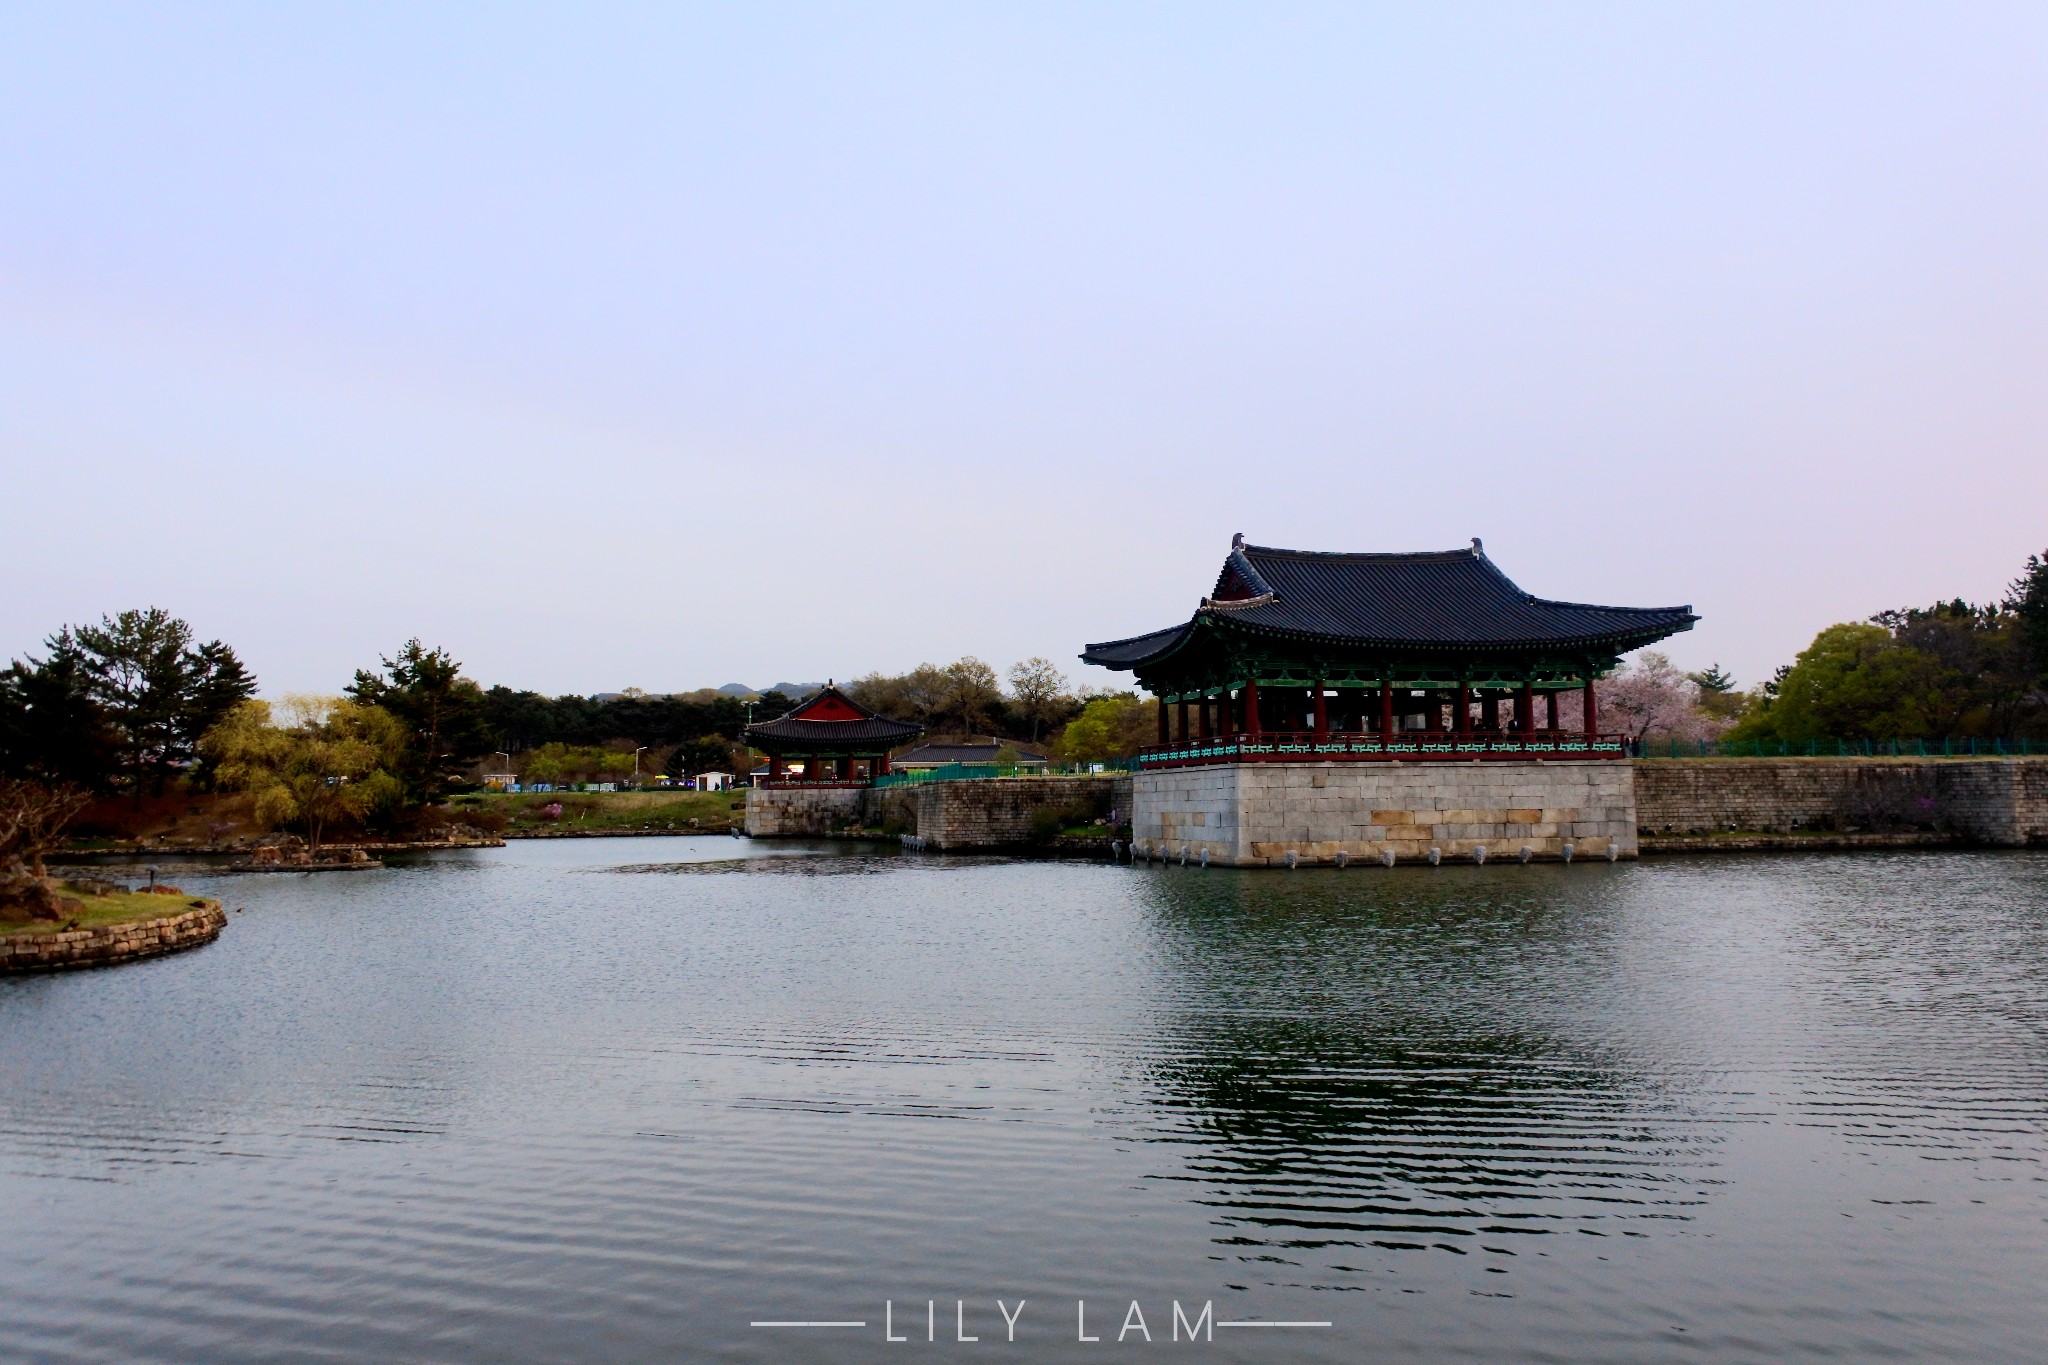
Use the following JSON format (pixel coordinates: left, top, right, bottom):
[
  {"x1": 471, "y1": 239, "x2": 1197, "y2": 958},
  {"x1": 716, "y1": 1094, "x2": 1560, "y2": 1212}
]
[
  {"x1": 1081, "y1": 613, "x2": 1696, "y2": 671},
  {"x1": 1214, "y1": 611, "x2": 1698, "y2": 654},
  {"x1": 1078, "y1": 619, "x2": 1198, "y2": 670}
]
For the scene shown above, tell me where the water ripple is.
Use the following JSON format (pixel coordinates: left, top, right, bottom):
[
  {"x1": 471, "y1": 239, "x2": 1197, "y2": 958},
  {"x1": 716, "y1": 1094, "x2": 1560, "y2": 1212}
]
[{"x1": 2, "y1": 843, "x2": 2045, "y2": 1362}]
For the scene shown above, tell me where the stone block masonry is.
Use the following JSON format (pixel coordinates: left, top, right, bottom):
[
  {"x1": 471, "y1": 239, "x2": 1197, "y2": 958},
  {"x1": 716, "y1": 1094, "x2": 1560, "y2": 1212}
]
[
  {"x1": 0, "y1": 903, "x2": 227, "y2": 973},
  {"x1": 746, "y1": 776, "x2": 1131, "y2": 849},
  {"x1": 1635, "y1": 758, "x2": 2048, "y2": 846},
  {"x1": 904, "y1": 776, "x2": 1125, "y2": 851},
  {"x1": 744, "y1": 786, "x2": 868, "y2": 837},
  {"x1": 748, "y1": 759, "x2": 2048, "y2": 861},
  {"x1": 1135, "y1": 761, "x2": 1634, "y2": 867}
]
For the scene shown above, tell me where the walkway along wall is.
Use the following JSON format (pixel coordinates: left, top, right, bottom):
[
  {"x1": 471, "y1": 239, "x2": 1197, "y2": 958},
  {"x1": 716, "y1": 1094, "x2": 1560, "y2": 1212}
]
[
  {"x1": 1133, "y1": 761, "x2": 1635, "y2": 868},
  {"x1": 1635, "y1": 757, "x2": 2048, "y2": 845}
]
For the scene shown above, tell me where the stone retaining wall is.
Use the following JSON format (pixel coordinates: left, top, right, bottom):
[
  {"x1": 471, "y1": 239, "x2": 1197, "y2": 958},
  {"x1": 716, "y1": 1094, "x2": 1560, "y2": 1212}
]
[
  {"x1": 744, "y1": 786, "x2": 868, "y2": 837},
  {"x1": 746, "y1": 776, "x2": 1131, "y2": 848},
  {"x1": 1635, "y1": 758, "x2": 2048, "y2": 845},
  {"x1": 906, "y1": 776, "x2": 1126, "y2": 851},
  {"x1": 1135, "y1": 761, "x2": 1634, "y2": 867},
  {"x1": 0, "y1": 903, "x2": 227, "y2": 974},
  {"x1": 750, "y1": 759, "x2": 2048, "y2": 859},
  {"x1": 1640, "y1": 831, "x2": 1958, "y2": 854}
]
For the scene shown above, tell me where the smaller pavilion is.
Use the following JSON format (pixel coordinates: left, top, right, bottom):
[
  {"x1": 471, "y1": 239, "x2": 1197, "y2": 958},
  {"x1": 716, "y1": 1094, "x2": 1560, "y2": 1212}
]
[{"x1": 743, "y1": 685, "x2": 923, "y2": 786}]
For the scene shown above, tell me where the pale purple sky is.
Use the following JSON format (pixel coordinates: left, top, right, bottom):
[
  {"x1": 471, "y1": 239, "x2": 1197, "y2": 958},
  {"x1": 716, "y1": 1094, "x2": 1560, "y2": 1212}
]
[{"x1": 3, "y1": 4, "x2": 2043, "y2": 697}]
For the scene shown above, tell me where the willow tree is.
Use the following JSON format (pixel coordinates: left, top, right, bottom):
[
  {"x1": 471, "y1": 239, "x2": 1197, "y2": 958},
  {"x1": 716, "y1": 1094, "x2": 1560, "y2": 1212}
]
[{"x1": 203, "y1": 698, "x2": 406, "y2": 849}]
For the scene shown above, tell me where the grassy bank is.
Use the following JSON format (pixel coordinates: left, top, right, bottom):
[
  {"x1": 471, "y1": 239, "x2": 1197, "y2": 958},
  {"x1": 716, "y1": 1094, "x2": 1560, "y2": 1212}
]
[
  {"x1": 452, "y1": 789, "x2": 746, "y2": 835},
  {"x1": 2, "y1": 885, "x2": 219, "y2": 937}
]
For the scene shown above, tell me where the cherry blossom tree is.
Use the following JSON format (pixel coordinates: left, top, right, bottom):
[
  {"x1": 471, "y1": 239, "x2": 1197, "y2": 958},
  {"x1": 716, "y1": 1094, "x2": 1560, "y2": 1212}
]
[{"x1": 1596, "y1": 651, "x2": 1730, "y2": 744}]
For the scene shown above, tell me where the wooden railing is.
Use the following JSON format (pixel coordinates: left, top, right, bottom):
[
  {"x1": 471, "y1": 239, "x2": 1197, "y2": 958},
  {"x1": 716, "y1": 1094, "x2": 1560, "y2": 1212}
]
[{"x1": 1137, "y1": 731, "x2": 1632, "y2": 768}]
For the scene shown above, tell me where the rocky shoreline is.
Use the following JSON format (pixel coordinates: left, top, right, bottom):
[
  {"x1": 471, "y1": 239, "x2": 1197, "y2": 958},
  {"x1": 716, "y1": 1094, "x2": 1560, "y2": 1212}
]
[
  {"x1": 501, "y1": 828, "x2": 712, "y2": 839},
  {"x1": 51, "y1": 836, "x2": 504, "y2": 860}
]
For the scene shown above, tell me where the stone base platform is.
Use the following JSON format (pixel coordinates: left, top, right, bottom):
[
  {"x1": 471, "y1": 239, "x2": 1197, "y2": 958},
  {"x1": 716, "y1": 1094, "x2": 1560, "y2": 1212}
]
[
  {"x1": 1133, "y1": 760, "x2": 1636, "y2": 867},
  {"x1": 744, "y1": 786, "x2": 870, "y2": 837}
]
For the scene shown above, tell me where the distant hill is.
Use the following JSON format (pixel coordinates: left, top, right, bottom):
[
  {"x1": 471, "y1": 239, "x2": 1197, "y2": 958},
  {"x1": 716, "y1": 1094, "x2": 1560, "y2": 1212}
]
[{"x1": 715, "y1": 682, "x2": 823, "y2": 698}]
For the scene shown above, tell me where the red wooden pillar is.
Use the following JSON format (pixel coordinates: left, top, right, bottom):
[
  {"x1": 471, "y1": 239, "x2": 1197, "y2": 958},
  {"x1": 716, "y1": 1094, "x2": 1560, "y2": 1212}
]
[
  {"x1": 1545, "y1": 691, "x2": 1558, "y2": 731},
  {"x1": 1156, "y1": 698, "x2": 1168, "y2": 745},
  {"x1": 876, "y1": 751, "x2": 891, "y2": 776},
  {"x1": 1582, "y1": 677, "x2": 1598, "y2": 735},
  {"x1": 1456, "y1": 681, "x2": 1472, "y2": 734},
  {"x1": 769, "y1": 756, "x2": 785, "y2": 782},
  {"x1": 1380, "y1": 679, "x2": 1394, "y2": 735},
  {"x1": 1244, "y1": 679, "x2": 1262, "y2": 737},
  {"x1": 1313, "y1": 681, "x2": 1328, "y2": 737},
  {"x1": 1516, "y1": 681, "x2": 1534, "y2": 733}
]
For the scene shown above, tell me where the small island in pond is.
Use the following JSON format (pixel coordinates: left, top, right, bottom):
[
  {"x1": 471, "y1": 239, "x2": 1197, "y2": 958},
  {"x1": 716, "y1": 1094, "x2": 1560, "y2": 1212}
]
[{"x1": 0, "y1": 781, "x2": 226, "y2": 973}]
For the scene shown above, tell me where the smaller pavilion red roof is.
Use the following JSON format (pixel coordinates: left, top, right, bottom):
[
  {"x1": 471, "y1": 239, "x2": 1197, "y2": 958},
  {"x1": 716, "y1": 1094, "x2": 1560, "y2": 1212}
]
[{"x1": 743, "y1": 685, "x2": 923, "y2": 752}]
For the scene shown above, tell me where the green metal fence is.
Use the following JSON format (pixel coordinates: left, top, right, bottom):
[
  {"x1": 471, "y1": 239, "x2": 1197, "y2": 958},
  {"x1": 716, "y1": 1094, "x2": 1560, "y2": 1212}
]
[
  {"x1": 871, "y1": 760, "x2": 1134, "y2": 789},
  {"x1": 1642, "y1": 737, "x2": 2039, "y2": 759}
]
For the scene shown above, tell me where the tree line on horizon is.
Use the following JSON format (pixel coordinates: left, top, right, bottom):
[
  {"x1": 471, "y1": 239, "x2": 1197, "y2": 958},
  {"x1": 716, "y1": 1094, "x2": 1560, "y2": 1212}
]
[
  {"x1": 4, "y1": 545, "x2": 2043, "y2": 851},
  {"x1": 1599, "y1": 547, "x2": 2048, "y2": 746},
  {"x1": 0, "y1": 621, "x2": 1109, "y2": 845}
]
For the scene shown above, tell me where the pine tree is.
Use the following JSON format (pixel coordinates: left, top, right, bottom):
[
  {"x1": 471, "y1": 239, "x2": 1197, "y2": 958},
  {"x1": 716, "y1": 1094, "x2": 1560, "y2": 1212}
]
[
  {"x1": 347, "y1": 640, "x2": 492, "y2": 803},
  {"x1": 1688, "y1": 663, "x2": 1736, "y2": 694},
  {"x1": 2008, "y1": 550, "x2": 2048, "y2": 684}
]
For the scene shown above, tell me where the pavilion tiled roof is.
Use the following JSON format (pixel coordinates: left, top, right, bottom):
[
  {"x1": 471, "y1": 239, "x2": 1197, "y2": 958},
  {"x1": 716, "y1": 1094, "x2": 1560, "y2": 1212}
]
[
  {"x1": 743, "y1": 685, "x2": 923, "y2": 748},
  {"x1": 1083, "y1": 537, "x2": 1695, "y2": 668}
]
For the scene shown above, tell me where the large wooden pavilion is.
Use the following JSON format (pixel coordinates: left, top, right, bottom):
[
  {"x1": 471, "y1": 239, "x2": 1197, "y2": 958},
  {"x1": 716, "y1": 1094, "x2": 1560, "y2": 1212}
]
[{"x1": 1082, "y1": 536, "x2": 1695, "y2": 766}]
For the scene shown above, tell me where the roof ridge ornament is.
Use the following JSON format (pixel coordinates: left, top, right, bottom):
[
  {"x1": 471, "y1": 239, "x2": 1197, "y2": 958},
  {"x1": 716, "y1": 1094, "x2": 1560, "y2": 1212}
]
[
  {"x1": 1232, "y1": 531, "x2": 1245, "y2": 549},
  {"x1": 1199, "y1": 591, "x2": 1277, "y2": 613},
  {"x1": 1471, "y1": 537, "x2": 1484, "y2": 554}
]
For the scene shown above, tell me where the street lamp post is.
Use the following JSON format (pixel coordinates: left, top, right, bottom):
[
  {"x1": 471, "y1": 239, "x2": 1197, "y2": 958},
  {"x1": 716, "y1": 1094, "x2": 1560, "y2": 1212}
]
[
  {"x1": 633, "y1": 746, "x2": 647, "y2": 785},
  {"x1": 744, "y1": 703, "x2": 756, "y2": 787}
]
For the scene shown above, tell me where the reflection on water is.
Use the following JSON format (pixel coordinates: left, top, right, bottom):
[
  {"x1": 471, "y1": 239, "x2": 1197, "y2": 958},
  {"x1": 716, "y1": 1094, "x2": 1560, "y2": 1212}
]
[
  {"x1": 3, "y1": 838, "x2": 2045, "y2": 1363},
  {"x1": 1144, "y1": 1018, "x2": 1713, "y2": 1256},
  {"x1": 1116, "y1": 872, "x2": 1722, "y2": 1288}
]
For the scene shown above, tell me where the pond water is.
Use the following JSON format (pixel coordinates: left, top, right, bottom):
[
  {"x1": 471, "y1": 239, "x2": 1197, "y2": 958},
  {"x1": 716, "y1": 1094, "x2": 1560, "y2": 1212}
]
[{"x1": 3, "y1": 838, "x2": 2045, "y2": 1363}]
